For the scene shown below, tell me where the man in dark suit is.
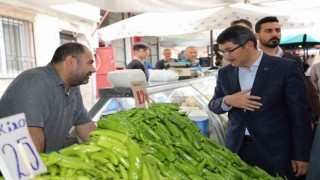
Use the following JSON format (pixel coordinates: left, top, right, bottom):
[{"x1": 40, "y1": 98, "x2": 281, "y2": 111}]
[{"x1": 208, "y1": 26, "x2": 313, "y2": 179}]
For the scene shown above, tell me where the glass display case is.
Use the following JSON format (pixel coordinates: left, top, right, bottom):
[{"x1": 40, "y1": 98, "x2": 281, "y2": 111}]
[{"x1": 89, "y1": 73, "x2": 227, "y2": 145}]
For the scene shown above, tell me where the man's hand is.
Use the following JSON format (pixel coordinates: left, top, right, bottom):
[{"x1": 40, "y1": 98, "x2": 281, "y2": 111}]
[
  {"x1": 75, "y1": 121, "x2": 96, "y2": 142},
  {"x1": 224, "y1": 88, "x2": 262, "y2": 111},
  {"x1": 291, "y1": 160, "x2": 308, "y2": 177}
]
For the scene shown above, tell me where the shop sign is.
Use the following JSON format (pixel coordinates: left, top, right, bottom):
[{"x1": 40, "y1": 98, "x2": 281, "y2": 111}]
[
  {"x1": 0, "y1": 113, "x2": 46, "y2": 180},
  {"x1": 131, "y1": 81, "x2": 150, "y2": 108}
]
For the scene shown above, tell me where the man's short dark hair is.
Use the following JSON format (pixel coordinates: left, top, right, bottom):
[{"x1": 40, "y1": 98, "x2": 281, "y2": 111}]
[
  {"x1": 217, "y1": 25, "x2": 257, "y2": 48},
  {"x1": 255, "y1": 16, "x2": 279, "y2": 33},
  {"x1": 51, "y1": 42, "x2": 86, "y2": 64},
  {"x1": 231, "y1": 19, "x2": 253, "y2": 29},
  {"x1": 133, "y1": 43, "x2": 149, "y2": 51}
]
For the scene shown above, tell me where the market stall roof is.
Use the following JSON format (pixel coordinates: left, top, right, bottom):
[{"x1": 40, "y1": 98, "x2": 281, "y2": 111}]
[
  {"x1": 79, "y1": 0, "x2": 237, "y2": 12},
  {"x1": 97, "y1": 3, "x2": 315, "y2": 42}
]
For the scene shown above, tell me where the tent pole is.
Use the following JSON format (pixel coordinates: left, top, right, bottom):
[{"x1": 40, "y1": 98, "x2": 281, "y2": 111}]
[
  {"x1": 91, "y1": 11, "x2": 109, "y2": 37},
  {"x1": 210, "y1": 30, "x2": 214, "y2": 66}
]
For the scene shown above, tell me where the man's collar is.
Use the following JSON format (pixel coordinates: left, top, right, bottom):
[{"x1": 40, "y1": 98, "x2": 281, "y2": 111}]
[{"x1": 275, "y1": 46, "x2": 284, "y2": 57}]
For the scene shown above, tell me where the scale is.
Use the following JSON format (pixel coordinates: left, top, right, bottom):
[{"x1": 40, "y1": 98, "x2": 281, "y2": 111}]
[{"x1": 167, "y1": 62, "x2": 199, "y2": 79}]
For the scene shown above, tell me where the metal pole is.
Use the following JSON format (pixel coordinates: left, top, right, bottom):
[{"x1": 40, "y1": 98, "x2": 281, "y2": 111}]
[
  {"x1": 91, "y1": 11, "x2": 109, "y2": 37},
  {"x1": 210, "y1": 30, "x2": 214, "y2": 66}
]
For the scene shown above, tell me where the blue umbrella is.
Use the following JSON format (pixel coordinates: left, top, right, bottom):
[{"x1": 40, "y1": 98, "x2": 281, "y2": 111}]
[
  {"x1": 280, "y1": 33, "x2": 320, "y2": 60},
  {"x1": 280, "y1": 33, "x2": 320, "y2": 45}
]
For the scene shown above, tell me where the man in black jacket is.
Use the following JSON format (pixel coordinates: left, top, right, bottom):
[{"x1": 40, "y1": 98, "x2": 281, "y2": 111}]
[
  {"x1": 255, "y1": 16, "x2": 320, "y2": 179},
  {"x1": 127, "y1": 43, "x2": 150, "y2": 80},
  {"x1": 155, "y1": 49, "x2": 178, "y2": 69}
]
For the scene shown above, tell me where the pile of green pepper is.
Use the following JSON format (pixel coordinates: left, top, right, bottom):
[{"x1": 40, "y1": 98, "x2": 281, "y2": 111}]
[{"x1": 34, "y1": 102, "x2": 284, "y2": 180}]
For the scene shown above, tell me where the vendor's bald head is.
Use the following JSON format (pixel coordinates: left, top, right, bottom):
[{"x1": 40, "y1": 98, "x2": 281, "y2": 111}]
[{"x1": 185, "y1": 46, "x2": 198, "y2": 61}]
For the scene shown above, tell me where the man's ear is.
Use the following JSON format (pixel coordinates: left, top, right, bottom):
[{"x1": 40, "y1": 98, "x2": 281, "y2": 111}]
[
  {"x1": 245, "y1": 41, "x2": 256, "y2": 50},
  {"x1": 65, "y1": 55, "x2": 76, "y2": 69},
  {"x1": 255, "y1": 32, "x2": 259, "y2": 39}
]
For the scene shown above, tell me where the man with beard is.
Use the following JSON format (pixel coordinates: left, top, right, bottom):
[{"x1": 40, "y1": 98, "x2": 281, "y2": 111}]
[
  {"x1": 255, "y1": 16, "x2": 320, "y2": 132},
  {"x1": 0, "y1": 42, "x2": 96, "y2": 152}
]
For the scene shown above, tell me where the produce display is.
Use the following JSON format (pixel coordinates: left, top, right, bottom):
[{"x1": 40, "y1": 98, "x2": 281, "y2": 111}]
[{"x1": 25, "y1": 103, "x2": 282, "y2": 179}]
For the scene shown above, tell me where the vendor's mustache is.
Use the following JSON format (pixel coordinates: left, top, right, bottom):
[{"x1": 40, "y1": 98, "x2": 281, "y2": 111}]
[{"x1": 270, "y1": 37, "x2": 280, "y2": 41}]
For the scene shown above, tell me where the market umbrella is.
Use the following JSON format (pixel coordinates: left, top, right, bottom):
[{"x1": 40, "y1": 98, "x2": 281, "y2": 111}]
[{"x1": 280, "y1": 33, "x2": 320, "y2": 60}]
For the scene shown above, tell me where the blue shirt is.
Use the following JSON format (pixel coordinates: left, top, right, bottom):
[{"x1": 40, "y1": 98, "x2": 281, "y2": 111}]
[
  {"x1": 143, "y1": 61, "x2": 154, "y2": 70},
  {"x1": 221, "y1": 50, "x2": 263, "y2": 110},
  {"x1": 179, "y1": 59, "x2": 202, "y2": 72}
]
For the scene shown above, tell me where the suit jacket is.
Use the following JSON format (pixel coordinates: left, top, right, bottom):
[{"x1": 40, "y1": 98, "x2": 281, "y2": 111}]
[
  {"x1": 208, "y1": 53, "x2": 313, "y2": 177},
  {"x1": 282, "y1": 52, "x2": 320, "y2": 123}
]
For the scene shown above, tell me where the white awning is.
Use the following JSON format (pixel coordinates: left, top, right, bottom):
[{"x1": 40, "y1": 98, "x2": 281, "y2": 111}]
[{"x1": 97, "y1": 3, "x2": 315, "y2": 42}]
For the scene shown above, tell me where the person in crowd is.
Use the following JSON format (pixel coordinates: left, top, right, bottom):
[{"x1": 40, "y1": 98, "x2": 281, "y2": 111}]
[
  {"x1": 180, "y1": 46, "x2": 202, "y2": 72},
  {"x1": 213, "y1": 44, "x2": 224, "y2": 67},
  {"x1": 306, "y1": 120, "x2": 320, "y2": 180},
  {"x1": 178, "y1": 50, "x2": 186, "y2": 60},
  {"x1": 310, "y1": 62, "x2": 320, "y2": 92},
  {"x1": 155, "y1": 48, "x2": 178, "y2": 69},
  {"x1": 231, "y1": 19, "x2": 254, "y2": 31},
  {"x1": 0, "y1": 42, "x2": 97, "y2": 152},
  {"x1": 127, "y1": 43, "x2": 150, "y2": 80},
  {"x1": 255, "y1": 16, "x2": 320, "y2": 129},
  {"x1": 209, "y1": 25, "x2": 312, "y2": 179}
]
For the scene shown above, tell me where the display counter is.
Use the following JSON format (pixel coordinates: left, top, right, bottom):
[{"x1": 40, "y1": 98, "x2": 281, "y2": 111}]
[{"x1": 89, "y1": 72, "x2": 226, "y2": 145}]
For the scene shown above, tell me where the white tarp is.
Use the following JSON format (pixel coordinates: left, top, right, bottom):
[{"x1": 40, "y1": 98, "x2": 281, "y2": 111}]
[
  {"x1": 79, "y1": 0, "x2": 237, "y2": 12},
  {"x1": 98, "y1": 3, "x2": 315, "y2": 42}
]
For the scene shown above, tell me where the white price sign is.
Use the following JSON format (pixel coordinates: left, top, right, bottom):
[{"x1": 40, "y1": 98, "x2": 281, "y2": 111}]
[
  {"x1": 0, "y1": 113, "x2": 47, "y2": 180},
  {"x1": 131, "y1": 81, "x2": 150, "y2": 108}
]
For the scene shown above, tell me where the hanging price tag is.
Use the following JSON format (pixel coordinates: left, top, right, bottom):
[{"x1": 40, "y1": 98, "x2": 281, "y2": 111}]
[
  {"x1": 131, "y1": 81, "x2": 150, "y2": 108},
  {"x1": 0, "y1": 113, "x2": 47, "y2": 180}
]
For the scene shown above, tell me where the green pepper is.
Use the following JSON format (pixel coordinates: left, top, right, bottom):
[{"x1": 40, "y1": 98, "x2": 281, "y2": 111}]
[
  {"x1": 90, "y1": 129, "x2": 130, "y2": 143},
  {"x1": 145, "y1": 161, "x2": 160, "y2": 180},
  {"x1": 126, "y1": 140, "x2": 143, "y2": 180},
  {"x1": 173, "y1": 162, "x2": 201, "y2": 176},
  {"x1": 140, "y1": 122, "x2": 161, "y2": 141},
  {"x1": 98, "y1": 149, "x2": 119, "y2": 165},
  {"x1": 175, "y1": 142, "x2": 203, "y2": 162},
  {"x1": 164, "y1": 114, "x2": 186, "y2": 129},
  {"x1": 106, "y1": 115, "x2": 137, "y2": 135},
  {"x1": 202, "y1": 169, "x2": 225, "y2": 180},
  {"x1": 162, "y1": 118, "x2": 180, "y2": 137},
  {"x1": 175, "y1": 148, "x2": 198, "y2": 166},
  {"x1": 140, "y1": 144, "x2": 166, "y2": 162},
  {"x1": 119, "y1": 164, "x2": 128, "y2": 180},
  {"x1": 147, "y1": 141, "x2": 175, "y2": 162},
  {"x1": 153, "y1": 124, "x2": 173, "y2": 146},
  {"x1": 183, "y1": 128, "x2": 202, "y2": 150},
  {"x1": 97, "y1": 119, "x2": 134, "y2": 137},
  {"x1": 199, "y1": 150, "x2": 217, "y2": 171}
]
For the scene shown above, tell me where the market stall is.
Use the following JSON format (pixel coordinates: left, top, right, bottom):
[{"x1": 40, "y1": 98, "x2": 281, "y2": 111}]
[{"x1": 90, "y1": 73, "x2": 226, "y2": 145}]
